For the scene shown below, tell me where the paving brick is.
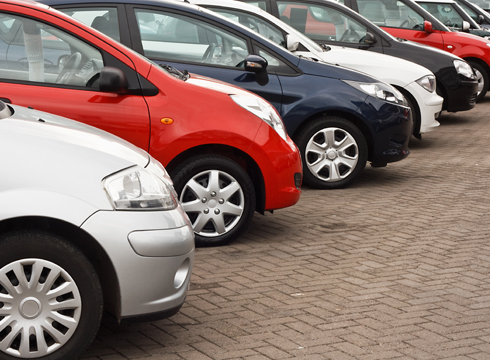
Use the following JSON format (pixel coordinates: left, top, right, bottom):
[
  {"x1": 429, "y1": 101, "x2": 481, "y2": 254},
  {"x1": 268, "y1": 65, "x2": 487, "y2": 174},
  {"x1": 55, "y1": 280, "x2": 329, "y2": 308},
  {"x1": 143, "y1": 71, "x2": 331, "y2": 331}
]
[{"x1": 79, "y1": 102, "x2": 490, "y2": 359}]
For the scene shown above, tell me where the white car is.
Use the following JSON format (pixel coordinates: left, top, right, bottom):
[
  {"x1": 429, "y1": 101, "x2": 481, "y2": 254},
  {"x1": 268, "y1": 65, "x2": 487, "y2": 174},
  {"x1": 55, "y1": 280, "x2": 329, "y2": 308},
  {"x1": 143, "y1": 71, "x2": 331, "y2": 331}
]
[
  {"x1": 187, "y1": 0, "x2": 443, "y2": 138},
  {"x1": 0, "y1": 101, "x2": 194, "y2": 359}
]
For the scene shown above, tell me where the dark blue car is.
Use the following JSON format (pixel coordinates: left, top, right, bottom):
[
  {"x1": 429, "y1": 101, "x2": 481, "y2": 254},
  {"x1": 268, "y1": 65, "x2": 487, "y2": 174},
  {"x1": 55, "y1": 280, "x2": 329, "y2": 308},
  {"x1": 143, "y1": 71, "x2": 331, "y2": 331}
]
[{"x1": 41, "y1": 0, "x2": 412, "y2": 189}]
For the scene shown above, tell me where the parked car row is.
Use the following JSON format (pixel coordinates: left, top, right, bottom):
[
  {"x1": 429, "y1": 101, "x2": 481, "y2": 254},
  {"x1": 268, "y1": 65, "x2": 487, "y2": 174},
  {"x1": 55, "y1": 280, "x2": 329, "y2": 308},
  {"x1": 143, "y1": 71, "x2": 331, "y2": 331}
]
[{"x1": 0, "y1": 0, "x2": 487, "y2": 358}]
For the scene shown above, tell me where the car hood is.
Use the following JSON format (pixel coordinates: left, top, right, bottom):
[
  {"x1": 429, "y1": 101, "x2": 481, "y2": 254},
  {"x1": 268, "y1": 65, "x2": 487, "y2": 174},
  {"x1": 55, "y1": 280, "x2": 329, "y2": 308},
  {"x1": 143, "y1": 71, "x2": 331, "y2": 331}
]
[
  {"x1": 186, "y1": 73, "x2": 257, "y2": 96},
  {"x1": 3, "y1": 104, "x2": 150, "y2": 170},
  {"x1": 296, "y1": 45, "x2": 433, "y2": 87},
  {"x1": 297, "y1": 57, "x2": 379, "y2": 83},
  {"x1": 0, "y1": 104, "x2": 151, "y2": 211}
]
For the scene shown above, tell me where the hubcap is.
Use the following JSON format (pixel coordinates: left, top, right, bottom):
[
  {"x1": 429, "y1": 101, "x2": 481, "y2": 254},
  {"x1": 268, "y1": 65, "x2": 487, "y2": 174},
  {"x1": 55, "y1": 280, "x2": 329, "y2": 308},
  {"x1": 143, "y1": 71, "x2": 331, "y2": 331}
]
[
  {"x1": 19, "y1": 298, "x2": 42, "y2": 319},
  {"x1": 305, "y1": 127, "x2": 359, "y2": 182},
  {"x1": 474, "y1": 68, "x2": 484, "y2": 95},
  {"x1": 0, "y1": 258, "x2": 82, "y2": 358},
  {"x1": 180, "y1": 170, "x2": 244, "y2": 237}
]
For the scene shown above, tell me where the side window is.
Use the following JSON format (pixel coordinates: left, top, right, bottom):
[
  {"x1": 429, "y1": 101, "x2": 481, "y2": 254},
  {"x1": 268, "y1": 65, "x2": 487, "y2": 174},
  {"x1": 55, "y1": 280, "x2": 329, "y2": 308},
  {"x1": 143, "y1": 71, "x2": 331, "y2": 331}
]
[
  {"x1": 457, "y1": 2, "x2": 479, "y2": 23},
  {"x1": 357, "y1": 0, "x2": 424, "y2": 29},
  {"x1": 255, "y1": 47, "x2": 296, "y2": 74},
  {"x1": 0, "y1": 13, "x2": 104, "y2": 87},
  {"x1": 134, "y1": 9, "x2": 249, "y2": 67},
  {"x1": 419, "y1": 3, "x2": 463, "y2": 27},
  {"x1": 57, "y1": 7, "x2": 120, "y2": 42},
  {"x1": 211, "y1": 8, "x2": 286, "y2": 47},
  {"x1": 277, "y1": 1, "x2": 369, "y2": 43}
]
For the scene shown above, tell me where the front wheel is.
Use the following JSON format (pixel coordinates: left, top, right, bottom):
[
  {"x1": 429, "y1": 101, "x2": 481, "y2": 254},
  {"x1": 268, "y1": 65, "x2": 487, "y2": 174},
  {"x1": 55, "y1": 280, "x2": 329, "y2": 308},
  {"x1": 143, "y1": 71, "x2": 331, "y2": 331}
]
[
  {"x1": 295, "y1": 116, "x2": 368, "y2": 189},
  {"x1": 171, "y1": 155, "x2": 256, "y2": 247},
  {"x1": 0, "y1": 231, "x2": 102, "y2": 360},
  {"x1": 468, "y1": 61, "x2": 488, "y2": 102}
]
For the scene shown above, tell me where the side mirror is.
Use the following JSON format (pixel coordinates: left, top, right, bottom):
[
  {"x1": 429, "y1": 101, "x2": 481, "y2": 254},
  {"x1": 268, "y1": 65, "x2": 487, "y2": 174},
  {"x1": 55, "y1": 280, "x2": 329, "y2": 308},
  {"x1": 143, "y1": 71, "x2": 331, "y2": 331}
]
[
  {"x1": 424, "y1": 20, "x2": 433, "y2": 32},
  {"x1": 462, "y1": 20, "x2": 471, "y2": 31},
  {"x1": 99, "y1": 66, "x2": 128, "y2": 93},
  {"x1": 244, "y1": 55, "x2": 269, "y2": 86},
  {"x1": 478, "y1": 14, "x2": 485, "y2": 24},
  {"x1": 364, "y1": 32, "x2": 377, "y2": 45},
  {"x1": 286, "y1": 33, "x2": 301, "y2": 51}
]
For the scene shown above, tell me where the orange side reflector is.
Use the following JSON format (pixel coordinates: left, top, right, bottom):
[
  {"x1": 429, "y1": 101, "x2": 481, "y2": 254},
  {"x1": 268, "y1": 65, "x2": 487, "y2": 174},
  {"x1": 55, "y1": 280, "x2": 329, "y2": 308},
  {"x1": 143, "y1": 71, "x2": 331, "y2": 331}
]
[{"x1": 160, "y1": 118, "x2": 174, "y2": 125}]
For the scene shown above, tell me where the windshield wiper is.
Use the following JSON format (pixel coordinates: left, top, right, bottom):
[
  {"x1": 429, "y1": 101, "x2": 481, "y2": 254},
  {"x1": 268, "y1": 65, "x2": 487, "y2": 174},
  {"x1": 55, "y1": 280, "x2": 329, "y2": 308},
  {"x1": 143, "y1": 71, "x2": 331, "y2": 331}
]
[{"x1": 159, "y1": 64, "x2": 190, "y2": 81}]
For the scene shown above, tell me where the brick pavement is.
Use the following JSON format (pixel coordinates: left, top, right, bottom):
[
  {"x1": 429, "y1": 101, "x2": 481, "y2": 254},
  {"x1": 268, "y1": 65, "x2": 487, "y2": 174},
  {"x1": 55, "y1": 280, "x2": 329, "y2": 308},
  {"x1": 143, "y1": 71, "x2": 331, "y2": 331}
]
[{"x1": 81, "y1": 97, "x2": 490, "y2": 360}]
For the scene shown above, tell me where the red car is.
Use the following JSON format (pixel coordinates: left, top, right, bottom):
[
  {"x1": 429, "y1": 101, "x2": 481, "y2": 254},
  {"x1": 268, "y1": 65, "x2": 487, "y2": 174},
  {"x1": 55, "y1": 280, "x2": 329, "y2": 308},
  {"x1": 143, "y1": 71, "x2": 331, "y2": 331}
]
[
  {"x1": 0, "y1": 0, "x2": 302, "y2": 247},
  {"x1": 346, "y1": 0, "x2": 490, "y2": 101}
]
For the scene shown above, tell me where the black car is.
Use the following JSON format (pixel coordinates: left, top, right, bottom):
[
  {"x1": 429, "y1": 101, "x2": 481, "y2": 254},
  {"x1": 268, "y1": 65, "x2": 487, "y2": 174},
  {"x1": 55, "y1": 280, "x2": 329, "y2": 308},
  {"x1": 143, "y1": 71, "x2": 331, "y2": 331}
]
[{"x1": 240, "y1": 0, "x2": 478, "y2": 112}]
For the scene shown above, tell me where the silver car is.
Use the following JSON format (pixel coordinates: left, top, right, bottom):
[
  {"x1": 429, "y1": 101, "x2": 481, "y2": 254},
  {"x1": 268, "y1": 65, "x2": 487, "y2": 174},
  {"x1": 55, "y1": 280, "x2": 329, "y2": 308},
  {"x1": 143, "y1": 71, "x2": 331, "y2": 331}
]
[{"x1": 0, "y1": 101, "x2": 194, "y2": 359}]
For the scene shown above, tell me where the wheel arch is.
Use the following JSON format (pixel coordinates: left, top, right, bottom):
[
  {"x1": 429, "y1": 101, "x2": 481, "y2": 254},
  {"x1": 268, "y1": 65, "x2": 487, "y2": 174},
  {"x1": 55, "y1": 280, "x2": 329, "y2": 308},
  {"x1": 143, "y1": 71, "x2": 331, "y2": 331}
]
[
  {"x1": 393, "y1": 85, "x2": 420, "y2": 137},
  {"x1": 0, "y1": 216, "x2": 121, "y2": 319},
  {"x1": 165, "y1": 144, "x2": 266, "y2": 213},
  {"x1": 291, "y1": 110, "x2": 375, "y2": 162},
  {"x1": 463, "y1": 57, "x2": 490, "y2": 74}
]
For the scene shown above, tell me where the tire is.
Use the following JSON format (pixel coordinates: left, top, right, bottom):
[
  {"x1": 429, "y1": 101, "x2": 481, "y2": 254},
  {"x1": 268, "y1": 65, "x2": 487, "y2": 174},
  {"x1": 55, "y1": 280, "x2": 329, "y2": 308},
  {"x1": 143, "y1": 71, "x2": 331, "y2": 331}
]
[
  {"x1": 171, "y1": 155, "x2": 256, "y2": 247},
  {"x1": 295, "y1": 115, "x2": 368, "y2": 189},
  {"x1": 404, "y1": 94, "x2": 421, "y2": 139},
  {"x1": 469, "y1": 61, "x2": 489, "y2": 102},
  {"x1": 0, "y1": 231, "x2": 102, "y2": 360}
]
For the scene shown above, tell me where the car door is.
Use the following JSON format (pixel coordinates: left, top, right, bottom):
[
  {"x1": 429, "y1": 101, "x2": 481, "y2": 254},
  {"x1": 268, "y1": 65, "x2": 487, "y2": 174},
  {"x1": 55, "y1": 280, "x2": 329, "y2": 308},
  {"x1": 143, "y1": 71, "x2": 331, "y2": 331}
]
[
  {"x1": 353, "y1": 0, "x2": 445, "y2": 50},
  {"x1": 124, "y1": 5, "x2": 284, "y2": 113},
  {"x1": 0, "y1": 10, "x2": 150, "y2": 151}
]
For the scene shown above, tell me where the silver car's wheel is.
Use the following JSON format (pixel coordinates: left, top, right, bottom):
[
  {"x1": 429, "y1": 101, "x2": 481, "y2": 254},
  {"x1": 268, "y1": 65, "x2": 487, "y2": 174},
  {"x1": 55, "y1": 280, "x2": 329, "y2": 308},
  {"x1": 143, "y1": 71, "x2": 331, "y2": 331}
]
[
  {"x1": 0, "y1": 231, "x2": 102, "y2": 360},
  {"x1": 0, "y1": 259, "x2": 81, "y2": 358},
  {"x1": 296, "y1": 116, "x2": 367, "y2": 189},
  {"x1": 172, "y1": 156, "x2": 256, "y2": 247}
]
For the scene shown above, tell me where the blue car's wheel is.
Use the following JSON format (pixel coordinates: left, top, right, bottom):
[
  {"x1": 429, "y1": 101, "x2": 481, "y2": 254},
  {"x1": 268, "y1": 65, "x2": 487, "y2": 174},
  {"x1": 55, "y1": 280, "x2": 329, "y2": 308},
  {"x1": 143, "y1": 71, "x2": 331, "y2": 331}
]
[{"x1": 296, "y1": 115, "x2": 367, "y2": 189}]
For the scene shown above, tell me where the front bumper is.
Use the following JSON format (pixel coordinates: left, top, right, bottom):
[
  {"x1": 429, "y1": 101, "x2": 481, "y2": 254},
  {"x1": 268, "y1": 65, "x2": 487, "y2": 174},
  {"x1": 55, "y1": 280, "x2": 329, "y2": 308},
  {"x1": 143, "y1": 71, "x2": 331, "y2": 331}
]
[
  {"x1": 358, "y1": 97, "x2": 412, "y2": 166},
  {"x1": 81, "y1": 209, "x2": 195, "y2": 321},
  {"x1": 439, "y1": 69, "x2": 478, "y2": 112},
  {"x1": 248, "y1": 122, "x2": 302, "y2": 211},
  {"x1": 405, "y1": 82, "x2": 442, "y2": 134}
]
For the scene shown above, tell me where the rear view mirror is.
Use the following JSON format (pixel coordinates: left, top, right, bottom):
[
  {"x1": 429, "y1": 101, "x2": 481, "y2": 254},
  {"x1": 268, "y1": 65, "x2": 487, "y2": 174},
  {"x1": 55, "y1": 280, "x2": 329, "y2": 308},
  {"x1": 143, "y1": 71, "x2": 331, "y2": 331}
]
[
  {"x1": 478, "y1": 14, "x2": 485, "y2": 24},
  {"x1": 286, "y1": 33, "x2": 301, "y2": 51},
  {"x1": 424, "y1": 20, "x2": 433, "y2": 32},
  {"x1": 244, "y1": 55, "x2": 269, "y2": 86},
  {"x1": 364, "y1": 32, "x2": 377, "y2": 44},
  {"x1": 462, "y1": 20, "x2": 471, "y2": 31},
  {"x1": 99, "y1": 67, "x2": 128, "y2": 94}
]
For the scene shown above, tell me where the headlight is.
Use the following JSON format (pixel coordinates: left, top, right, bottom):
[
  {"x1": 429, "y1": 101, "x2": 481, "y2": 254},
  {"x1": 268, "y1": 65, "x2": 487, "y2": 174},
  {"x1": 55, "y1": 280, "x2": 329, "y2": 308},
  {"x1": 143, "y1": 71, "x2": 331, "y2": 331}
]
[
  {"x1": 416, "y1": 75, "x2": 436, "y2": 93},
  {"x1": 454, "y1": 59, "x2": 474, "y2": 78},
  {"x1": 103, "y1": 166, "x2": 177, "y2": 210},
  {"x1": 230, "y1": 95, "x2": 288, "y2": 140},
  {"x1": 343, "y1": 80, "x2": 407, "y2": 105}
]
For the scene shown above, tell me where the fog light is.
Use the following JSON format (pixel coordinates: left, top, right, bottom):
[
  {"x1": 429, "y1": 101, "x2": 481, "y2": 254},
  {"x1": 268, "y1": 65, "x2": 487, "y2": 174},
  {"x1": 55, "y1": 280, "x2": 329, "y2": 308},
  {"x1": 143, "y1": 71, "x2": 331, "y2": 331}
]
[
  {"x1": 294, "y1": 172, "x2": 302, "y2": 190},
  {"x1": 174, "y1": 258, "x2": 191, "y2": 289}
]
